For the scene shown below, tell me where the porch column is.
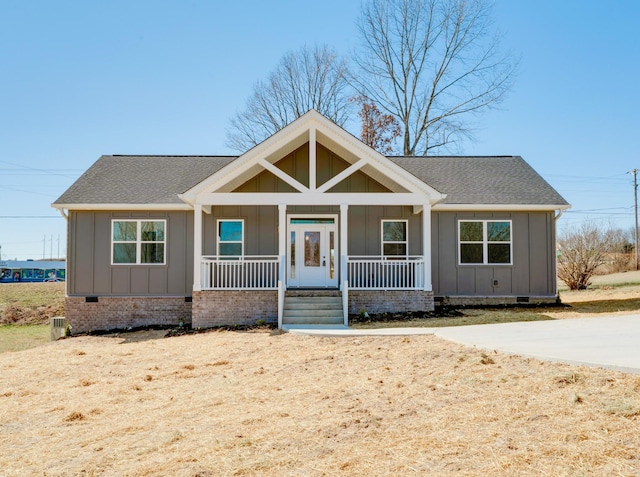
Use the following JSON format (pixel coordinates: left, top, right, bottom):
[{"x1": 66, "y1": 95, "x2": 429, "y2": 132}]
[
  {"x1": 340, "y1": 203, "x2": 349, "y2": 325},
  {"x1": 193, "y1": 202, "x2": 203, "y2": 292},
  {"x1": 278, "y1": 203, "x2": 287, "y2": 328},
  {"x1": 422, "y1": 204, "x2": 432, "y2": 291},
  {"x1": 340, "y1": 203, "x2": 349, "y2": 283}
]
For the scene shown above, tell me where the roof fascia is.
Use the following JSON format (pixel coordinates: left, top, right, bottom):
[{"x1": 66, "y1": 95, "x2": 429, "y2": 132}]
[
  {"x1": 433, "y1": 204, "x2": 572, "y2": 212},
  {"x1": 51, "y1": 203, "x2": 193, "y2": 211}
]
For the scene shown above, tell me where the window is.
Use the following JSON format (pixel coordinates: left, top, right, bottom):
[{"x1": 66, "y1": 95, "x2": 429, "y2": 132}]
[
  {"x1": 218, "y1": 220, "x2": 244, "y2": 257},
  {"x1": 459, "y1": 220, "x2": 511, "y2": 265},
  {"x1": 112, "y1": 220, "x2": 165, "y2": 264},
  {"x1": 382, "y1": 220, "x2": 408, "y2": 257}
]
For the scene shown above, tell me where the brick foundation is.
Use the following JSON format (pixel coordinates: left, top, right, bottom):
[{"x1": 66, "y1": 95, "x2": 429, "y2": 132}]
[
  {"x1": 348, "y1": 290, "x2": 434, "y2": 315},
  {"x1": 192, "y1": 290, "x2": 278, "y2": 329},
  {"x1": 435, "y1": 295, "x2": 560, "y2": 306},
  {"x1": 65, "y1": 296, "x2": 192, "y2": 334}
]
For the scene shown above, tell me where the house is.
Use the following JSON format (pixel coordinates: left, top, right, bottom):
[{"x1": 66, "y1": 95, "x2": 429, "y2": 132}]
[{"x1": 52, "y1": 110, "x2": 569, "y2": 333}]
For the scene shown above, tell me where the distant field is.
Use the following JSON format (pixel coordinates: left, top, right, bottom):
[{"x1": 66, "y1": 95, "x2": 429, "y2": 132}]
[{"x1": 0, "y1": 282, "x2": 64, "y2": 325}]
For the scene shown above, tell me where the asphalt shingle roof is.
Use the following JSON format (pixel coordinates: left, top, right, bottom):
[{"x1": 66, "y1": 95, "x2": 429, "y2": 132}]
[
  {"x1": 53, "y1": 154, "x2": 568, "y2": 207},
  {"x1": 389, "y1": 156, "x2": 569, "y2": 206},
  {"x1": 54, "y1": 155, "x2": 236, "y2": 205}
]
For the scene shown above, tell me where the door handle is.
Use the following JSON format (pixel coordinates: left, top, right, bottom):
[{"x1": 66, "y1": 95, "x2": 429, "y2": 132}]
[{"x1": 322, "y1": 257, "x2": 326, "y2": 267}]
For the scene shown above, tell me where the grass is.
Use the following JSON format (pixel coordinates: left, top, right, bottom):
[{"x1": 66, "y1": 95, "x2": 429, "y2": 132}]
[
  {"x1": 0, "y1": 324, "x2": 50, "y2": 353},
  {"x1": 0, "y1": 282, "x2": 65, "y2": 308}
]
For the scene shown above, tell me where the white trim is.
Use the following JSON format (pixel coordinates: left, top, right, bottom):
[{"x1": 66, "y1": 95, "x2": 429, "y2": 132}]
[
  {"x1": 316, "y1": 158, "x2": 367, "y2": 193},
  {"x1": 181, "y1": 110, "x2": 446, "y2": 205},
  {"x1": 286, "y1": 214, "x2": 339, "y2": 288},
  {"x1": 193, "y1": 203, "x2": 203, "y2": 291},
  {"x1": 257, "y1": 158, "x2": 309, "y2": 192},
  {"x1": 53, "y1": 203, "x2": 192, "y2": 211},
  {"x1": 434, "y1": 203, "x2": 571, "y2": 212},
  {"x1": 422, "y1": 205, "x2": 432, "y2": 291},
  {"x1": 381, "y1": 219, "x2": 408, "y2": 257},
  {"x1": 111, "y1": 219, "x2": 167, "y2": 266},
  {"x1": 197, "y1": 192, "x2": 429, "y2": 206},
  {"x1": 458, "y1": 219, "x2": 513, "y2": 266},
  {"x1": 217, "y1": 219, "x2": 245, "y2": 257}
]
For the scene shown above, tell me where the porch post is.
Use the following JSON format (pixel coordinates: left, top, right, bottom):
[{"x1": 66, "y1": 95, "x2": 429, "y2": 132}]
[
  {"x1": 278, "y1": 203, "x2": 287, "y2": 328},
  {"x1": 340, "y1": 203, "x2": 349, "y2": 325},
  {"x1": 422, "y1": 204, "x2": 432, "y2": 291},
  {"x1": 193, "y1": 202, "x2": 203, "y2": 292}
]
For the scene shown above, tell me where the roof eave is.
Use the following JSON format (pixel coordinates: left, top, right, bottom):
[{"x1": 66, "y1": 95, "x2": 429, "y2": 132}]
[
  {"x1": 51, "y1": 203, "x2": 193, "y2": 211},
  {"x1": 433, "y1": 203, "x2": 571, "y2": 212}
]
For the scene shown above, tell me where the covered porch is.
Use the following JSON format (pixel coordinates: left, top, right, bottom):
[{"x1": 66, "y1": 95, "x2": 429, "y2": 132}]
[
  {"x1": 179, "y1": 110, "x2": 443, "y2": 328},
  {"x1": 191, "y1": 200, "x2": 434, "y2": 328}
]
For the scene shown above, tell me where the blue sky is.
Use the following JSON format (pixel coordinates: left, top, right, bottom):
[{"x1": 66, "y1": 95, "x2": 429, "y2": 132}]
[{"x1": 1, "y1": 0, "x2": 639, "y2": 260}]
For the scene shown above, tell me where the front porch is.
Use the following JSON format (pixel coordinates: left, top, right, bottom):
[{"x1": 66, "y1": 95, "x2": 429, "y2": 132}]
[
  {"x1": 192, "y1": 254, "x2": 434, "y2": 329},
  {"x1": 181, "y1": 111, "x2": 442, "y2": 329}
]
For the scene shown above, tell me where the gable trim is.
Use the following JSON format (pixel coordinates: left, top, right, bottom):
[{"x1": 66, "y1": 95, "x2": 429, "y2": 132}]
[{"x1": 181, "y1": 110, "x2": 446, "y2": 206}]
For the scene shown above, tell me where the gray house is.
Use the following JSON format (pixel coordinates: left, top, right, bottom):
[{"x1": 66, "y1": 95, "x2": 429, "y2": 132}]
[{"x1": 53, "y1": 110, "x2": 569, "y2": 333}]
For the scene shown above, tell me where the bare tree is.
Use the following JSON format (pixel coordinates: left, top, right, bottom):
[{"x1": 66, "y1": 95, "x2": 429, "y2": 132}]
[
  {"x1": 557, "y1": 222, "x2": 621, "y2": 291},
  {"x1": 227, "y1": 45, "x2": 352, "y2": 152},
  {"x1": 354, "y1": 0, "x2": 517, "y2": 155},
  {"x1": 352, "y1": 95, "x2": 401, "y2": 154}
]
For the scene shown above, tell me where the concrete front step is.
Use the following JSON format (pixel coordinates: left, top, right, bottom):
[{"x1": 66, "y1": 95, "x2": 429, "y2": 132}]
[{"x1": 283, "y1": 292, "x2": 344, "y2": 325}]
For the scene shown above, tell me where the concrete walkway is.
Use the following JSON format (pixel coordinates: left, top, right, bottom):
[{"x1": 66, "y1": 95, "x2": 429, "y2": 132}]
[{"x1": 283, "y1": 314, "x2": 640, "y2": 374}]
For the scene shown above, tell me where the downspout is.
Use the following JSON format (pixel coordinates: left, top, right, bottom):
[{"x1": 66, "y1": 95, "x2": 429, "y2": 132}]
[{"x1": 554, "y1": 209, "x2": 565, "y2": 302}]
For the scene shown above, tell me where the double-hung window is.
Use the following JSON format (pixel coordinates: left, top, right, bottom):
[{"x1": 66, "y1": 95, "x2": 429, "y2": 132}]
[
  {"x1": 112, "y1": 220, "x2": 166, "y2": 265},
  {"x1": 218, "y1": 220, "x2": 244, "y2": 258},
  {"x1": 459, "y1": 220, "x2": 512, "y2": 265},
  {"x1": 382, "y1": 220, "x2": 408, "y2": 257}
]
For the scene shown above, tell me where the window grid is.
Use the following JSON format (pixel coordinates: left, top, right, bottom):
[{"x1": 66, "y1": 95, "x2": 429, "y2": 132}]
[
  {"x1": 111, "y1": 219, "x2": 166, "y2": 265},
  {"x1": 381, "y1": 220, "x2": 408, "y2": 258},
  {"x1": 458, "y1": 220, "x2": 512, "y2": 265},
  {"x1": 217, "y1": 219, "x2": 244, "y2": 258}
]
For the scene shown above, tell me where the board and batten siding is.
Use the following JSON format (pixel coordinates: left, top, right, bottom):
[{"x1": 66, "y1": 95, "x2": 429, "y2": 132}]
[
  {"x1": 204, "y1": 206, "x2": 278, "y2": 256},
  {"x1": 67, "y1": 211, "x2": 193, "y2": 296},
  {"x1": 431, "y1": 211, "x2": 557, "y2": 298},
  {"x1": 348, "y1": 206, "x2": 423, "y2": 256}
]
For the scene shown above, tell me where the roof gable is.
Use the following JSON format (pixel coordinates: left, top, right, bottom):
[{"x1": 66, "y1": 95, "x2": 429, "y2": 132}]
[{"x1": 179, "y1": 110, "x2": 444, "y2": 204}]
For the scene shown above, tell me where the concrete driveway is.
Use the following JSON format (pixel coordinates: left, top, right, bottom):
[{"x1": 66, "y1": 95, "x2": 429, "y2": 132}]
[
  {"x1": 434, "y1": 314, "x2": 640, "y2": 375},
  {"x1": 285, "y1": 314, "x2": 640, "y2": 374}
]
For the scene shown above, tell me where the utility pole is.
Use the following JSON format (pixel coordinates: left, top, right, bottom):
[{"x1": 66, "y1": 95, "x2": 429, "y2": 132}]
[{"x1": 632, "y1": 169, "x2": 639, "y2": 271}]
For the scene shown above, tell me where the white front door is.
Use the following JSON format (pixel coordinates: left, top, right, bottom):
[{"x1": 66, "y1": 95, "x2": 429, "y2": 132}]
[{"x1": 287, "y1": 218, "x2": 338, "y2": 288}]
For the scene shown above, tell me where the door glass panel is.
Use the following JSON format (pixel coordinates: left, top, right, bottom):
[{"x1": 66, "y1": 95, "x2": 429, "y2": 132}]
[
  {"x1": 290, "y1": 231, "x2": 296, "y2": 278},
  {"x1": 329, "y1": 231, "x2": 335, "y2": 279},
  {"x1": 304, "y1": 231, "x2": 321, "y2": 267}
]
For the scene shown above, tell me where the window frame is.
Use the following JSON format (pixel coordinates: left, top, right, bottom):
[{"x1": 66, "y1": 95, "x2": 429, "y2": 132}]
[
  {"x1": 111, "y1": 219, "x2": 167, "y2": 265},
  {"x1": 458, "y1": 219, "x2": 512, "y2": 266},
  {"x1": 381, "y1": 219, "x2": 408, "y2": 258},
  {"x1": 217, "y1": 219, "x2": 244, "y2": 258}
]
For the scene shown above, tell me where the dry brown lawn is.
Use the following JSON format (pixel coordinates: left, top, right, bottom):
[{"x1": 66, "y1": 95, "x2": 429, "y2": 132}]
[{"x1": 2, "y1": 329, "x2": 640, "y2": 476}]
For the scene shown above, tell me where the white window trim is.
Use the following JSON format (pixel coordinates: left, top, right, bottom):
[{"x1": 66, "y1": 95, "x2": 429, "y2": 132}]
[
  {"x1": 111, "y1": 219, "x2": 167, "y2": 265},
  {"x1": 381, "y1": 219, "x2": 409, "y2": 258},
  {"x1": 217, "y1": 219, "x2": 245, "y2": 257},
  {"x1": 458, "y1": 219, "x2": 512, "y2": 266}
]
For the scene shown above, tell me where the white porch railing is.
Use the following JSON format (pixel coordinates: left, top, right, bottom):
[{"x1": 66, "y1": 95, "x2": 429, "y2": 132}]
[
  {"x1": 346, "y1": 256, "x2": 425, "y2": 290},
  {"x1": 201, "y1": 256, "x2": 280, "y2": 290}
]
